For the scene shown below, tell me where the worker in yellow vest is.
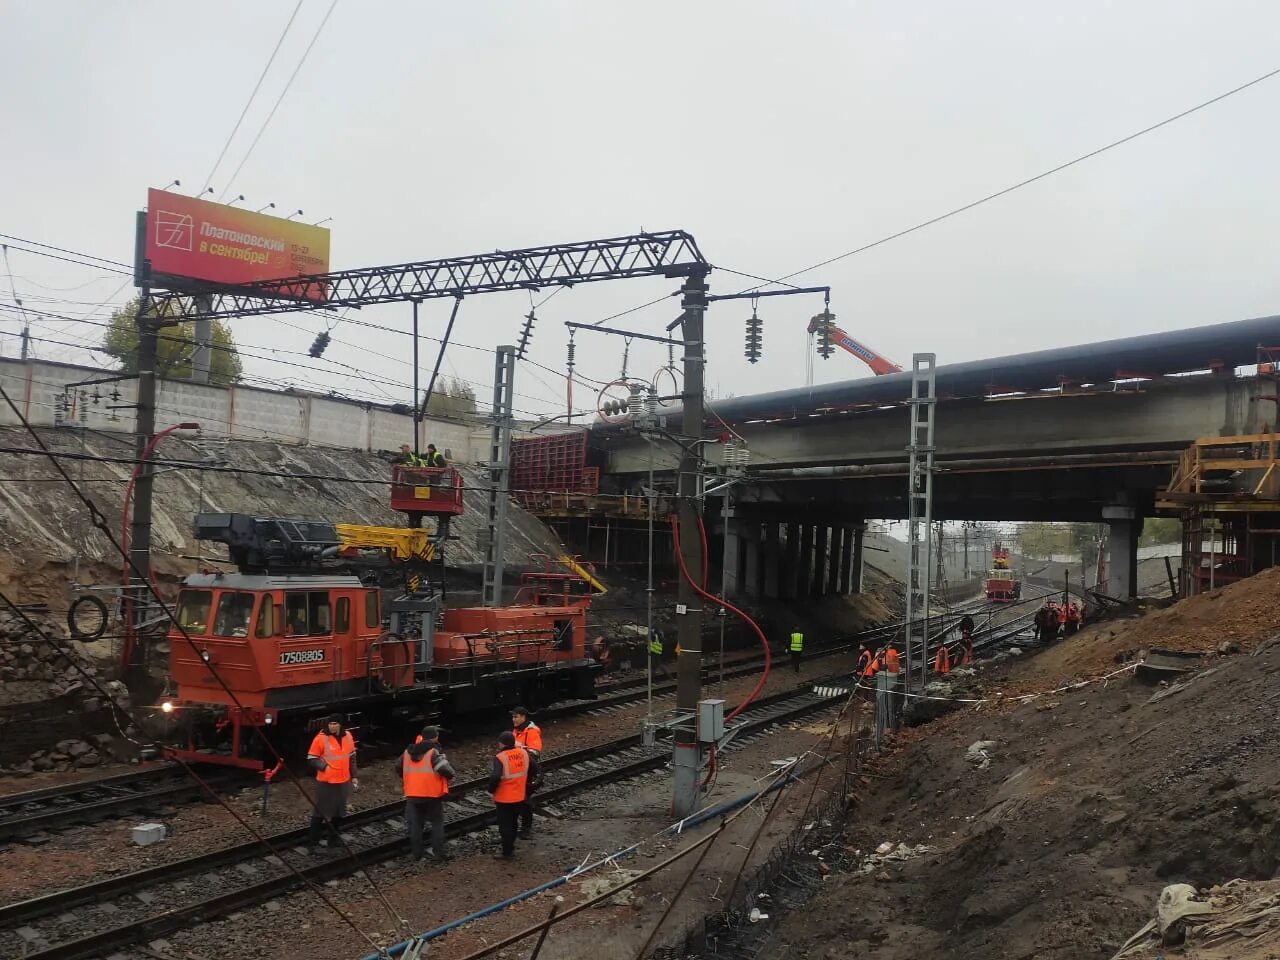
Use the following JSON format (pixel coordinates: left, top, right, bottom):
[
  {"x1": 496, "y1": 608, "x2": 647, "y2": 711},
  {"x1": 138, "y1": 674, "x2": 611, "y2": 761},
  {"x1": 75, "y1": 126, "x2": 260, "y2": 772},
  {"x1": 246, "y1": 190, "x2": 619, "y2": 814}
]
[{"x1": 789, "y1": 627, "x2": 804, "y2": 674}]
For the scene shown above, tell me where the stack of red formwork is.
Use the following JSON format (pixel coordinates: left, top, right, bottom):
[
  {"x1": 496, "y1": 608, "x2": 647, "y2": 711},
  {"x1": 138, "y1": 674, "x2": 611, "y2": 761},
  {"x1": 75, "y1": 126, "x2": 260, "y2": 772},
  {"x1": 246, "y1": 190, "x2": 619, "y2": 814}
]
[{"x1": 511, "y1": 429, "x2": 600, "y2": 494}]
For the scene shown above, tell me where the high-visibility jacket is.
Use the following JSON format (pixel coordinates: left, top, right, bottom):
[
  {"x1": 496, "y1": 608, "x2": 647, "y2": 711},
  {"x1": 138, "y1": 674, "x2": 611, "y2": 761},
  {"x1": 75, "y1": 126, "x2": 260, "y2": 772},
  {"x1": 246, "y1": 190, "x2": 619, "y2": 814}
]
[
  {"x1": 1056, "y1": 606, "x2": 1068, "y2": 625},
  {"x1": 789, "y1": 632, "x2": 804, "y2": 653},
  {"x1": 884, "y1": 647, "x2": 900, "y2": 674},
  {"x1": 308, "y1": 731, "x2": 355, "y2": 784},
  {"x1": 855, "y1": 649, "x2": 873, "y2": 678},
  {"x1": 493, "y1": 747, "x2": 529, "y2": 803},
  {"x1": 514, "y1": 721, "x2": 543, "y2": 757},
  {"x1": 1066, "y1": 605, "x2": 1081, "y2": 622},
  {"x1": 402, "y1": 745, "x2": 449, "y2": 798},
  {"x1": 649, "y1": 633, "x2": 663, "y2": 656},
  {"x1": 933, "y1": 645, "x2": 951, "y2": 674}
]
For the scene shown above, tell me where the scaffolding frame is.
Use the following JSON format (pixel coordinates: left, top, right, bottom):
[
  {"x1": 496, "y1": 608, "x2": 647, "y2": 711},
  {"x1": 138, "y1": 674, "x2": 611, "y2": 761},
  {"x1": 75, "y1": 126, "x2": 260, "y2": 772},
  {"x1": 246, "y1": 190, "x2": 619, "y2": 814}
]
[{"x1": 904, "y1": 353, "x2": 937, "y2": 692}]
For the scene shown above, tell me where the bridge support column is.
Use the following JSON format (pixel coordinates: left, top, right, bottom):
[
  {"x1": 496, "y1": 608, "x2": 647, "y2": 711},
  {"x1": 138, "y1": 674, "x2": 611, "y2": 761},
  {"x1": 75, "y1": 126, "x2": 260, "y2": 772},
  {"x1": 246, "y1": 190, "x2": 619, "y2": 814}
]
[
  {"x1": 763, "y1": 522, "x2": 780, "y2": 599},
  {"x1": 1103, "y1": 505, "x2": 1142, "y2": 600},
  {"x1": 784, "y1": 522, "x2": 801, "y2": 599},
  {"x1": 799, "y1": 524, "x2": 815, "y2": 598},
  {"x1": 837, "y1": 525, "x2": 853, "y2": 593},
  {"x1": 743, "y1": 522, "x2": 761, "y2": 598},
  {"x1": 813, "y1": 526, "x2": 829, "y2": 596},
  {"x1": 850, "y1": 523, "x2": 866, "y2": 594},
  {"x1": 827, "y1": 526, "x2": 843, "y2": 595},
  {"x1": 723, "y1": 515, "x2": 745, "y2": 599}
]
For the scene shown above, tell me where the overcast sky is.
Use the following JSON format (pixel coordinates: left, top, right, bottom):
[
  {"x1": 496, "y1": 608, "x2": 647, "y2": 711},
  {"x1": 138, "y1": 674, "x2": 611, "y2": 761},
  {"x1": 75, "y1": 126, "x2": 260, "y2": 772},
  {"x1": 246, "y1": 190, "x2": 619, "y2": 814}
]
[{"x1": 3, "y1": 1, "x2": 1280, "y2": 419}]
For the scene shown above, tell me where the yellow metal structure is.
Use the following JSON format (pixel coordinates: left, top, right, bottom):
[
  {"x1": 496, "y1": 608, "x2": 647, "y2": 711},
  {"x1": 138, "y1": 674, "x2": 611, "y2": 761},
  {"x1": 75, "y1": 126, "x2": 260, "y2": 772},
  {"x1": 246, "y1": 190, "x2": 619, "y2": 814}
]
[
  {"x1": 335, "y1": 523, "x2": 437, "y2": 562},
  {"x1": 555, "y1": 554, "x2": 607, "y2": 594}
]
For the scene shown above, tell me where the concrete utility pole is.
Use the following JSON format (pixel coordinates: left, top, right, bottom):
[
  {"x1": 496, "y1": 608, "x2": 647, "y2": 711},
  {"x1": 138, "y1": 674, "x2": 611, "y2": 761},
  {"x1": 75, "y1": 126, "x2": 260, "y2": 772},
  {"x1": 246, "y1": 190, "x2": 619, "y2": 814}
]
[
  {"x1": 190, "y1": 294, "x2": 213, "y2": 384},
  {"x1": 127, "y1": 292, "x2": 159, "y2": 661},
  {"x1": 481, "y1": 345, "x2": 517, "y2": 607},
  {"x1": 671, "y1": 269, "x2": 709, "y2": 819}
]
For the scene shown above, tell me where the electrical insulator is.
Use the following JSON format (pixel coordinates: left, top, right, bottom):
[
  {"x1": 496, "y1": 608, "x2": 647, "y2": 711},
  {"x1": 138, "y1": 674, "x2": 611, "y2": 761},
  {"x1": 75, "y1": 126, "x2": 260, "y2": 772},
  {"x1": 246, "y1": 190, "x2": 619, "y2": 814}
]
[
  {"x1": 814, "y1": 310, "x2": 835, "y2": 360},
  {"x1": 645, "y1": 387, "x2": 658, "y2": 416},
  {"x1": 309, "y1": 331, "x2": 331, "y2": 358},
  {"x1": 744, "y1": 310, "x2": 763, "y2": 363},
  {"x1": 627, "y1": 384, "x2": 645, "y2": 418},
  {"x1": 517, "y1": 310, "x2": 535, "y2": 359}
]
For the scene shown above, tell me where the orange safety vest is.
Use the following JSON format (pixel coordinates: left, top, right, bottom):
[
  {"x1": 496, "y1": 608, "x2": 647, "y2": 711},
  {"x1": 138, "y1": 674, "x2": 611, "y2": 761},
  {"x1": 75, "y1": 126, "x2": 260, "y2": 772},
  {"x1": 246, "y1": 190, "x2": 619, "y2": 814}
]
[
  {"x1": 1056, "y1": 606, "x2": 1067, "y2": 625},
  {"x1": 884, "y1": 647, "x2": 901, "y2": 674},
  {"x1": 513, "y1": 722, "x2": 543, "y2": 756},
  {"x1": 855, "y1": 650, "x2": 873, "y2": 678},
  {"x1": 493, "y1": 747, "x2": 529, "y2": 803},
  {"x1": 309, "y1": 731, "x2": 355, "y2": 785},
  {"x1": 402, "y1": 745, "x2": 449, "y2": 798},
  {"x1": 933, "y1": 645, "x2": 951, "y2": 674}
]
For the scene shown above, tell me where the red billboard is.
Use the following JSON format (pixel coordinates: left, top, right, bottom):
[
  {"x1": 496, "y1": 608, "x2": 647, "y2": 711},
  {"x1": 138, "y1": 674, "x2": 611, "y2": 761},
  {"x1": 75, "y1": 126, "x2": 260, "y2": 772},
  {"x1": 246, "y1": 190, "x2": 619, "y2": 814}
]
[{"x1": 143, "y1": 188, "x2": 330, "y2": 300}]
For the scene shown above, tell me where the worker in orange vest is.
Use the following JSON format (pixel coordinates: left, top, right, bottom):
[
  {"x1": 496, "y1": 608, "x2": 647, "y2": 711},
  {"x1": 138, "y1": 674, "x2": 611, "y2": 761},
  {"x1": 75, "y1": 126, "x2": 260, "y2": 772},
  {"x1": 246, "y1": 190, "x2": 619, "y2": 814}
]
[
  {"x1": 488, "y1": 730, "x2": 541, "y2": 859},
  {"x1": 511, "y1": 706, "x2": 543, "y2": 836},
  {"x1": 883, "y1": 644, "x2": 901, "y2": 674},
  {"x1": 933, "y1": 643, "x2": 951, "y2": 675},
  {"x1": 306, "y1": 714, "x2": 358, "y2": 852},
  {"x1": 397, "y1": 725, "x2": 455, "y2": 862},
  {"x1": 1065, "y1": 602, "x2": 1082, "y2": 635},
  {"x1": 854, "y1": 643, "x2": 874, "y2": 682}
]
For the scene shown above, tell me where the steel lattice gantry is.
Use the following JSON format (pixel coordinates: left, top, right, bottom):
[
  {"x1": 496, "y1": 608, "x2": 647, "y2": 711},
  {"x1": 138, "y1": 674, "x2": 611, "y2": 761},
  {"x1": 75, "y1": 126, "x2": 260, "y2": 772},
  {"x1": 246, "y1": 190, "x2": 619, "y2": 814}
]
[{"x1": 148, "y1": 231, "x2": 708, "y2": 319}]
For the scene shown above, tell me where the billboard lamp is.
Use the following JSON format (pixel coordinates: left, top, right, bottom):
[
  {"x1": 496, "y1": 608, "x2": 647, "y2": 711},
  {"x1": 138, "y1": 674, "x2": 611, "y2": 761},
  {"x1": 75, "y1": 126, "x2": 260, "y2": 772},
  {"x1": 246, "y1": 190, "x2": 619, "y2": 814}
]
[
  {"x1": 255, "y1": 202, "x2": 276, "y2": 214},
  {"x1": 227, "y1": 194, "x2": 246, "y2": 207},
  {"x1": 286, "y1": 209, "x2": 304, "y2": 220}
]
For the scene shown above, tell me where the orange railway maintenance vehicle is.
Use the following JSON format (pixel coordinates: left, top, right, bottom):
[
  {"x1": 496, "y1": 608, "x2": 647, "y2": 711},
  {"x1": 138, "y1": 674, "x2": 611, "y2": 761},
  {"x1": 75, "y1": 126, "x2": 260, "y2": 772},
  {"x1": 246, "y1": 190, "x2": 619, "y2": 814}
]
[
  {"x1": 158, "y1": 467, "x2": 597, "y2": 770},
  {"x1": 985, "y1": 542, "x2": 1021, "y2": 602}
]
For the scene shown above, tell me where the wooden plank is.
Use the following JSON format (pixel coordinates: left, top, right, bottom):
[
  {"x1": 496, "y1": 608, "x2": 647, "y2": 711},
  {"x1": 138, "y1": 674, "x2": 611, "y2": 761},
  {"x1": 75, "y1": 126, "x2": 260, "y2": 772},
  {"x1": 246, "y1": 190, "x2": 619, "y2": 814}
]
[{"x1": 1189, "y1": 432, "x2": 1280, "y2": 447}]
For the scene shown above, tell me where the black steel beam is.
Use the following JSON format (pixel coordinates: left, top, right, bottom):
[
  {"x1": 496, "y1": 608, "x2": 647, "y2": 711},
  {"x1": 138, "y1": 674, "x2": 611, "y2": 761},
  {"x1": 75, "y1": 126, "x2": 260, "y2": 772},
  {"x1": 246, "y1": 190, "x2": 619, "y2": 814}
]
[{"x1": 155, "y1": 231, "x2": 707, "y2": 320}]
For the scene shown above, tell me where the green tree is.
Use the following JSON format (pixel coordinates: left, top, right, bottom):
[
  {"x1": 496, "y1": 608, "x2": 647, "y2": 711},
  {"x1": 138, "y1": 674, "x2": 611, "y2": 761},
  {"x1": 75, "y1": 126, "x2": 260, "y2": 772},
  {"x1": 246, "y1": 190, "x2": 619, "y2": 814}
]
[
  {"x1": 1140, "y1": 517, "x2": 1182, "y2": 546},
  {"x1": 425, "y1": 378, "x2": 477, "y2": 420},
  {"x1": 102, "y1": 297, "x2": 243, "y2": 386}
]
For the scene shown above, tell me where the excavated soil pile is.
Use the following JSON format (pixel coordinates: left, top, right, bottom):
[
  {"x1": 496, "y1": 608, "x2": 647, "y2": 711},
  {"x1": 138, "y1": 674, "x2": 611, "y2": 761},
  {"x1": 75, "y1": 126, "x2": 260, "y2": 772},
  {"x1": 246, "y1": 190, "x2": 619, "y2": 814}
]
[
  {"x1": 761, "y1": 568, "x2": 1280, "y2": 960},
  {"x1": 1014, "y1": 565, "x2": 1280, "y2": 689}
]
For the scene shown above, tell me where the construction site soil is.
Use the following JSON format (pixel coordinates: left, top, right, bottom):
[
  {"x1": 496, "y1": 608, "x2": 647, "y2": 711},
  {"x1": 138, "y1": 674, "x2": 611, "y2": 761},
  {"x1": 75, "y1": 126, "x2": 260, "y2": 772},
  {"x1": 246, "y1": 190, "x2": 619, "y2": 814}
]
[{"x1": 760, "y1": 567, "x2": 1280, "y2": 960}]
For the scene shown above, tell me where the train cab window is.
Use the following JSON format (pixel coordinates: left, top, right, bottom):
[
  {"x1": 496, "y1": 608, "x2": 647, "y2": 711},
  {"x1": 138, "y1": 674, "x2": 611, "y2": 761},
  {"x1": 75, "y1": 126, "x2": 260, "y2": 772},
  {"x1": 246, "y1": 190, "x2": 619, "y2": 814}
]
[
  {"x1": 284, "y1": 594, "x2": 308, "y2": 636},
  {"x1": 553, "y1": 619, "x2": 573, "y2": 651},
  {"x1": 176, "y1": 590, "x2": 213, "y2": 634},
  {"x1": 213, "y1": 593, "x2": 255, "y2": 638},
  {"x1": 255, "y1": 599, "x2": 278, "y2": 639},
  {"x1": 308, "y1": 593, "x2": 331, "y2": 636},
  {"x1": 365, "y1": 590, "x2": 380, "y2": 628},
  {"x1": 335, "y1": 597, "x2": 350, "y2": 634}
]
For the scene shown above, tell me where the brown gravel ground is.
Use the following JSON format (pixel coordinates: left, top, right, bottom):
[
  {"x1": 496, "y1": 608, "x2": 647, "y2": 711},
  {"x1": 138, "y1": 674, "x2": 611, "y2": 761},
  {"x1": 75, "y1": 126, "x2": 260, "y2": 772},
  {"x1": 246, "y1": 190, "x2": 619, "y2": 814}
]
[
  {"x1": 756, "y1": 571, "x2": 1280, "y2": 960},
  {"x1": 0, "y1": 647, "x2": 857, "y2": 906}
]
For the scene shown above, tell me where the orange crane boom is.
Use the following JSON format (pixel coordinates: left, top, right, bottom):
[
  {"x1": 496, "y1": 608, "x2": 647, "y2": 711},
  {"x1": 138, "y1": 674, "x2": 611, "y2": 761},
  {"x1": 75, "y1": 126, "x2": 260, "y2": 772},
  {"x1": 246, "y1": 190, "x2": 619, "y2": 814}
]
[{"x1": 806, "y1": 316, "x2": 903, "y2": 377}]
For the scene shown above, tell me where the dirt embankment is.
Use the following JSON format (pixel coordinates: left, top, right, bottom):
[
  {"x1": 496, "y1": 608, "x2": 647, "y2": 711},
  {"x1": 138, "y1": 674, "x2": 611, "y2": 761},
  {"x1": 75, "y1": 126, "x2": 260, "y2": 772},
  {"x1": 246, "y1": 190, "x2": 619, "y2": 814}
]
[{"x1": 762, "y1": 567, "x2": 1280, "y2": 960}]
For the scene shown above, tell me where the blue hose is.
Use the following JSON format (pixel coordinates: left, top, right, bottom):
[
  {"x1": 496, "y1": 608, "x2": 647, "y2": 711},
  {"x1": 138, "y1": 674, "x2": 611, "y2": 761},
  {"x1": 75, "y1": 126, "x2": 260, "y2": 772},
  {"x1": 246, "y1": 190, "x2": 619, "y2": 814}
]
[{"x1": 361, "y1": 763, "x2": 812, "y2": 960}]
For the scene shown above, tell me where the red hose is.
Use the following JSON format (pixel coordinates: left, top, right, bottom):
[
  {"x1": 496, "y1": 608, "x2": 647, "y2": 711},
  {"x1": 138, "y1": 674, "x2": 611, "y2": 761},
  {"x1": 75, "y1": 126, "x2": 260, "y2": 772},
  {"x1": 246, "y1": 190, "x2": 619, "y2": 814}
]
[
  {"x1": 697, "y1": 515, "x2": 709, "y2": 589},
  {"x1": 670, "y1": 514, "x2": 770, "y2": 721}
]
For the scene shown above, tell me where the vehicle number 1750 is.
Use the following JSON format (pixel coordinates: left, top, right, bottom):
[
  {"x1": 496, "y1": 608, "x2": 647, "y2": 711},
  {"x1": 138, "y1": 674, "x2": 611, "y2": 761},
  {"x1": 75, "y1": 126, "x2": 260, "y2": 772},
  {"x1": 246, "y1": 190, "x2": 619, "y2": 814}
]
[{"x1": 279, "y1": 649, "x2": 326, "y2": 665}]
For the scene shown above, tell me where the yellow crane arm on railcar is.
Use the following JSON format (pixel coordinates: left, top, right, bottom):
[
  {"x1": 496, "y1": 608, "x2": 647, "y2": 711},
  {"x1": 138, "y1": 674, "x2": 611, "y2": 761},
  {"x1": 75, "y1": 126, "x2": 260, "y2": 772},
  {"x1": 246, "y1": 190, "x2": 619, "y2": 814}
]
[
  {"x1": 557, "y1": 554, "x2": 607, "y2": 594},
  {"x1": 335, "y1": 524, "x2": 437, "y2": 562}
]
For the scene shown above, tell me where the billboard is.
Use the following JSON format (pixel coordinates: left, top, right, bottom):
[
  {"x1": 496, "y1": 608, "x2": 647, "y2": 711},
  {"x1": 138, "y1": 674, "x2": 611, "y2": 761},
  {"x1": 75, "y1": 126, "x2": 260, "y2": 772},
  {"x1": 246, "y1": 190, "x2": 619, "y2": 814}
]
[{"x1": 142, "y1": 188, "x2": 330, "y2": 300}]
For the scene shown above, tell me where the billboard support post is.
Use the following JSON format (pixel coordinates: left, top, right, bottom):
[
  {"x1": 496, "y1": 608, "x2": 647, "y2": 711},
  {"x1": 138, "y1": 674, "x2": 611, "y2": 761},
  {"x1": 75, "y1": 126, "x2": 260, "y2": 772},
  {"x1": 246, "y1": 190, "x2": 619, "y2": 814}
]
[{"x1": 191, "y1": 294, "x2": 212, "y2": 384}]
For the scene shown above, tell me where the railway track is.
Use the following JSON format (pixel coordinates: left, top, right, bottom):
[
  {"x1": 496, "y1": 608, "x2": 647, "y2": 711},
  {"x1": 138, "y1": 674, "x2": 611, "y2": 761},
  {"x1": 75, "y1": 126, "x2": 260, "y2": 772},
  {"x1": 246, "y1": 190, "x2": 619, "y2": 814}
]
[
  {"x1": 0, "y1": 595, "x2": 1004, "y2": 846},
  {"x1": 0, "y1": 684, "x2": 844, "y2": 960},
  {"x1": 0, "y1": 766, "x2": 243, "y2": 845}
]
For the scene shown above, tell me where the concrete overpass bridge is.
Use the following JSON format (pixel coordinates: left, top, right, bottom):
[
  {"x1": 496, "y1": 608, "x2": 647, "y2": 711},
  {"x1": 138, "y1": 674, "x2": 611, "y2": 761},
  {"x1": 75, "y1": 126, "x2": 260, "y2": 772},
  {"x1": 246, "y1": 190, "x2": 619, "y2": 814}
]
[{"x1": 590, "y1": 314, "x2": 1280, "y2": 601}]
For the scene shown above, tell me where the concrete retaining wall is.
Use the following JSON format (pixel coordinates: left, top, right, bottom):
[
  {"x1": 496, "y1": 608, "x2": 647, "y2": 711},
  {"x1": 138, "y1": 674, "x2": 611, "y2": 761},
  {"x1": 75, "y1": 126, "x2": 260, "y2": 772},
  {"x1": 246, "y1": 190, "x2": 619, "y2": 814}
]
[{"x1": 0, "y1": 357, "x2": 481, "y2": 460}]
